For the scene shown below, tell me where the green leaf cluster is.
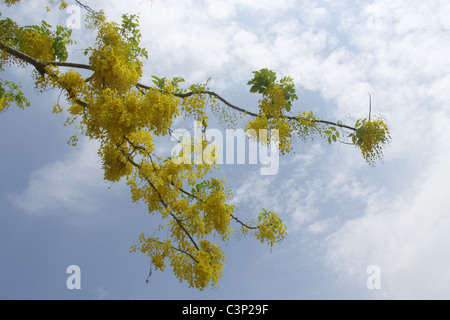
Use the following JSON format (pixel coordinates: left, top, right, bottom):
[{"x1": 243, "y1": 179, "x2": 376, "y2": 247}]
[
  {"x1": 152, "y1": 75, "x2": 185, "y2": 94},
  {"x1": 323, "y1": 126, "x2": 340, "y2": 144},
  {"x1": 0, "y1": 13, "x2": 74, "y2": 62},
  {"x1": 247, "y1": 68, "x2": 277, "y2": 95},
  {"x1": 191, "y1": 178, "x2": 221, "y2": 196},
  {"x1": 120, "y1": 14, "x2": 148, "y2": 60},
  {"x1": 279, "y1": 76, "x2": 298, "y2": 112},
  {"x1": 0, "y1": 79, "x2": 30, "y2": 111}
]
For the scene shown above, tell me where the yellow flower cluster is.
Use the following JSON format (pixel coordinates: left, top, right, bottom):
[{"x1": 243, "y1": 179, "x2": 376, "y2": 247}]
[
  {"x1": 89, "y1": 22, "x2": 142, "y2": 94},
  {"x1": 275, "y1": 118, "x2": 293, "y2": 155},
  {"x1": 181, "y1": 92, "x2": 208, "y2": 122},
  {"x1": 57, "y1": 70, "x2": 86, "y2": 96},
  {"x1": 192, "y1": 241, "x2": 225, "y2": 289},
  {"x1": 98, "y1": 140, "x2": 133, "y2": 182},
  {"x1": 131, "y1": 234, "x2": 172, "y2": 271},
  {"x1": 355, "y1": 119, "x2": 391, "y2": 165},
  {"x1": 19, "y1": 29, "x2": 54, "y2": 62},
  {"x1": 132, "y1": 233, "x2": 225, "y2": 290},
  {"x1": 258, "y1": 84, "x2": 287, "y2": 118},
  {"x1": 246, "y1": 85, "x2": 316, "y2": 155},
  {"x1": 255, "y1": 209, "x2": 287, "y2": 247},
  {"x1": 194, "y1": 180, "x2": 233, "y2": 241},
  {"x1": 245, "y1": 113, "x2": 269, "y2": 142},
  {"x1": 0, "y1": 95, "x2": 6, "y2": 111},
  {"x1": 141, "y1": 86, "x2": 180, "y2": 136}
]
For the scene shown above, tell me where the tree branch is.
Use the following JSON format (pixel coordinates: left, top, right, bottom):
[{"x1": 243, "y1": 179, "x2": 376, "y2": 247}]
[
  {"x1": 137, "y1": 84, "x2": 356, "y2": 131},
  {"x1": 230, "y1": 214, "x2": 259, "y2": 230},
  {"x1": 0, "y1": 41, "x2": 356, "y2": 132},
  {"x1": 0, "y1": 41, "x2": 47, "y2": 75},
  {"x1": 43, "y1": 60, "x2": 94, "y2": 71}
]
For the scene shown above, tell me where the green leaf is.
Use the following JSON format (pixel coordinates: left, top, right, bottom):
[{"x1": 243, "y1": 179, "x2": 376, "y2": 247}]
[
  {"x1": 349, "y1": 133, "x2": 357, "y2": 144},
  {"x1": 151, "y1": 76, "x2": 167, "y2": 89},
  {"x1": 0, "y1": 80, "x2": 30, "y2": 110},
  {"x1": 171, "y1": 76, "x2": 185, "y2": 93},
  {"x1": 247, "y1": 68, "x2": 277, "y2": 94}
]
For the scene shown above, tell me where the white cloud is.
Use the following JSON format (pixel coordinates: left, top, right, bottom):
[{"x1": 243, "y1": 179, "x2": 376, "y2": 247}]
[
  {"x1": 288, "y1": 142, "x2": 325, "y2": 178},
  {"x1": 298, "y1": 1, "x2": 331, "y2": 27},
  {"x1": 232, "y1": 172, "x2": 275, "y2": 214},
  {"x1": 323, "y1": 109, "x2": 450, "y2": 299},
  {"x1": 308, "y1": 217, "x2": 336, "y2": 235},
  {"x1": 232, "y1": 0, "x2": 296, "y2": 14},
  {"x1": 206, "y1": 0, "x2": 236, "y2": 21},
  {"x1": 231, "y1": 29, "x2": 274, "y2": 71},
  {"x1": 4, "y1": 0, "x2": 450, "y2": 299},
  {"x1": 9, "y1": 138, "x2": 105, "y2": 216}
]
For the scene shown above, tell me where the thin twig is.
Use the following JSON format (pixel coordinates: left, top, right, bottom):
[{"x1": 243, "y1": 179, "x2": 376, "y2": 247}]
[{"x1": 74, "y1": 0, "x2": 101, "y2": 17}]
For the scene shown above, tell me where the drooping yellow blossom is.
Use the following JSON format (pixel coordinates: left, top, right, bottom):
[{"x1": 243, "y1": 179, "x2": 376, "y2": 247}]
[
  {"x1": 354, "y1": 118, "x2": 391, "y2": 165},
  {"x1": 89, "y1": 22, "x2": 142, "y2": 94}
]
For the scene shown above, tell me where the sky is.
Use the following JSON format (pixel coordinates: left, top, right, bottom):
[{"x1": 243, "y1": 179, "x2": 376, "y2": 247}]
[{"x1": 1, "y1": 0, "x2": 450, "y2": 300}]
